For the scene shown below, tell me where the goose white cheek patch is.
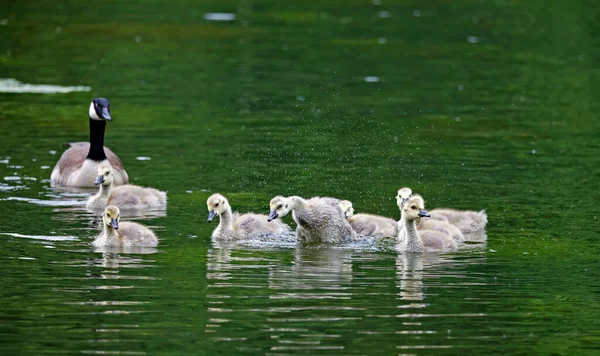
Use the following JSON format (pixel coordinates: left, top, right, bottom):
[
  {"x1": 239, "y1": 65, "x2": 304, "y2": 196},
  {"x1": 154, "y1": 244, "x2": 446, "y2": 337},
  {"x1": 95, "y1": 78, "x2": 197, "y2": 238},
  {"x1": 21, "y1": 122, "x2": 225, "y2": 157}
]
[{"x1": 89, "y1": 102, "x2": 101, "y2": 120}]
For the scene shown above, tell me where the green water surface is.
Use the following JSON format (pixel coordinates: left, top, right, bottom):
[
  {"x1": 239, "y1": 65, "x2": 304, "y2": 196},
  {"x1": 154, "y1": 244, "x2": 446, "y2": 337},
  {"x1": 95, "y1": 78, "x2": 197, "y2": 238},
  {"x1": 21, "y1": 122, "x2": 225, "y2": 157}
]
[{"x1": 0, "y1": 0, "x2": 599, "y2": 354}]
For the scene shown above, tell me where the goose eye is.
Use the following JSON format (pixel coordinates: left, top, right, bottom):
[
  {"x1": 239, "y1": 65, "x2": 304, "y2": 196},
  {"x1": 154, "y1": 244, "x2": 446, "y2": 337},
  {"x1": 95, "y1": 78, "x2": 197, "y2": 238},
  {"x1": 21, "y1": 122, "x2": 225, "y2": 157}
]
[
  {"x1": 411, "y1": 205, "x2": 417, "y2": 209},
  {"x1": 277, "y1": 205, "x2": 282, "y2": 209}
]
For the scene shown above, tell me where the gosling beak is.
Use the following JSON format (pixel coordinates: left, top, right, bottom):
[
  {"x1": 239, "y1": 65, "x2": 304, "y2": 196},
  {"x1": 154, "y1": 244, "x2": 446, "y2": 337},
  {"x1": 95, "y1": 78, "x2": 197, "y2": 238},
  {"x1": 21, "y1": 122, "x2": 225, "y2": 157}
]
[
  {"x1": 267, "y1": 210, "x2": 278, "y2": 222},
  {"x1": 207, "y1": 210, "x2": 216, "y2": 222},
  {"x1": 344, "y1": 212, "x2": 348, "y2": 219},
  {"x1": 94, "y1": 175, "x2": 104, "y2": 185},
  {"x1": 109, "y1": 218, "x2": 119, "y2": 229},
  {"x1": 418, "y1": 209, "x2": 430, "y2": 218},
  {"x1": 101, "y1": 107, "x2": 112, "y2": 121}
]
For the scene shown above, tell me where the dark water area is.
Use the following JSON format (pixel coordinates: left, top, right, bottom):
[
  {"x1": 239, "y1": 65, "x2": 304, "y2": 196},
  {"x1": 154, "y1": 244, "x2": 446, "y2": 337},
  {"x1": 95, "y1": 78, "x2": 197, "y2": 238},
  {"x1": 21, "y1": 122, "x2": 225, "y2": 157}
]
[{"x1": 0, "y1": 0, "x2": 599, "y2": 354}]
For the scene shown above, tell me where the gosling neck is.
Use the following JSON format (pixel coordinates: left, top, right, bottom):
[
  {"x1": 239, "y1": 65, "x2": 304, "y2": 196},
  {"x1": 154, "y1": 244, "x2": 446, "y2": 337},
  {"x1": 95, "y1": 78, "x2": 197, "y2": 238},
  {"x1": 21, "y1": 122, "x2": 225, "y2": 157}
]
[
  {"x1": 288, "y1": 196, "x2": 308, "y2": 212},
  {"x1": 399, "y1": 216, "x2": 424, "y2": 253},
  {"x1": 218, "y1": 206, "x2": 234, "y2": 232},
  {"x1": 87, "y1": 118, "x2": 108, "y2": 161},
  {"x1": 102, "y1": 223, "x2": 119, "y2": 240},
  {"x1": 98, "y1": 182, "x2": 112, "y2": 198}
]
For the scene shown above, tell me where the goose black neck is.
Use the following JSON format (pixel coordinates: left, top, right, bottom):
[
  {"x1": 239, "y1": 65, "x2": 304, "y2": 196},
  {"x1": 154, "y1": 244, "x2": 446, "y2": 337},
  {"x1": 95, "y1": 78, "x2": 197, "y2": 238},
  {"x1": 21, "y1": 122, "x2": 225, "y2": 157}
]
[{"x1": 87, "y1": 118, "x2": 107, "y2": 161}]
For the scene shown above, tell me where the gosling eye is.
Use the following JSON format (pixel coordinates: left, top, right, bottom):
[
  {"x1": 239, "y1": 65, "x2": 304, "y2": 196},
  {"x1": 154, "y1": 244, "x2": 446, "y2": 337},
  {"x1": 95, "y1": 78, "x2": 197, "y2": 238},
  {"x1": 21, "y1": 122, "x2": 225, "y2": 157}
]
[
  {"x1": 411, "y1": 205, "x2": 417, "y2": 210},
  {"x1": 277, "y1": 205, "x2": 282, "y2": 209},
  {"x1": 215, "y1": 203, "x2": 219, "y2": 207}
]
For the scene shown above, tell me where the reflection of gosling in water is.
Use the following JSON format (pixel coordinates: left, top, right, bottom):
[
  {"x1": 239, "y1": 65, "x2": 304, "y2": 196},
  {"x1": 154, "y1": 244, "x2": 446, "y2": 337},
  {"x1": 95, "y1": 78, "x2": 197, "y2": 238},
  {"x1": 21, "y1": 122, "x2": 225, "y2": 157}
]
[
  {"x1": 338, "y1": 200, "x2": 399, "y2": 238},
  {"x1": 93, "y1": 205, "x2": 158, "y2": 247},
  {"x1": 268, "y1": 196, "x2": 356, "y2": 243},
  {"x1": 207, "y1": 193, "x2": 290, "y2": 240},
  {"x1": 397, "y1": 186, "x2": 487, "y2": 233},
  {"x1": 86, "y1": 164, "x2": 167, "y2": 211},
  {"x1": 397, "y1": 195, "x2": 457, "y2": 252}
]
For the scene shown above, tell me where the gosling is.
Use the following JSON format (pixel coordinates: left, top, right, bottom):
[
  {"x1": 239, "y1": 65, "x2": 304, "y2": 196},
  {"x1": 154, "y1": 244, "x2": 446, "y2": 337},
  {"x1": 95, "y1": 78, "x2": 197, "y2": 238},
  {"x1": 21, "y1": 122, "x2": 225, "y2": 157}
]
[
  {"x1": 86, "y1": 164, "x2": 167, "y2": 211},
  {"x1": 394, "y1": 192, "x2": 464, "y2": 244},
  {"x1": 338, "y1": 200, "x2": 399, "y2": 238},
  {"x1": 268, "y1": 196, "x2": 357, "y2": 243},
  {"x1": 207, "y1": 193, "x2": 290, "y2": 240},
  {"x1": 397, "y1": 186, "x2": 487, "y2": 233},
  {"x1": 397, "y1": 195, "x2": 457, "y2": 252},
  {"x1": 93, "y1": 205, "x2": 158, "y2": 247}
]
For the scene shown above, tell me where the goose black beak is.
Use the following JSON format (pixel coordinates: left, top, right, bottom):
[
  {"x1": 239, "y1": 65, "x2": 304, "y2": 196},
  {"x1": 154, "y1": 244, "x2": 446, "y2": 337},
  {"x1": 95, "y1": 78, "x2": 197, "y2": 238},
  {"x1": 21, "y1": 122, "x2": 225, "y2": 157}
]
[
  {"x1": 267, "y1": 210, "x2": 278, "y2": 222},
  {"x1": 401, "y1": 198, "x2": 408, "y2": 206},
  {"x1": 418, "y1": 209, "x2": 430, "y2": 218},
  {"x1": 101, "y1": 107, "x2": 112, "y2": 121},
  {"x1": 94, "y1": 175, "x2": 104, "y2": 185},
  {"x1": 109, "y1": 218, "x2": 119, "y2": 229},
  {"x1": 207, "y1": 210, "x2": 216, "y2": 222}
]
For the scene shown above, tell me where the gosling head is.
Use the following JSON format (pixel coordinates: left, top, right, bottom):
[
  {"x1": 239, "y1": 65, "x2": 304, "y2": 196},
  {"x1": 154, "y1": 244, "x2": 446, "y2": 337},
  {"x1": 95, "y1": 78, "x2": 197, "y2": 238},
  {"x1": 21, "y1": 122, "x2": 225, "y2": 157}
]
[
  {"x1": 268, "y1": 196, "x2": 290, "y2": 222},
  {"x1": 338, "y1": 200, "x2": 354, "y2": 219},
  {"x1": 89, "y1": 98, "x2": 112, "y2": 121},
  {"x1": 207, "y1": 194, "x2": 229, "y2": 222},
  {"x1": 396, "y1": 187, "x2": 413, "y2": 208},
  {"x1": 102, "y1": 205, "x2": 120, "y2": 230},
  {"x1": 402, "y1": 195, "x2": 430, "y2": 221},
  {"x1": 95, "y1": 164, "x2": 114, "y2": 186}
]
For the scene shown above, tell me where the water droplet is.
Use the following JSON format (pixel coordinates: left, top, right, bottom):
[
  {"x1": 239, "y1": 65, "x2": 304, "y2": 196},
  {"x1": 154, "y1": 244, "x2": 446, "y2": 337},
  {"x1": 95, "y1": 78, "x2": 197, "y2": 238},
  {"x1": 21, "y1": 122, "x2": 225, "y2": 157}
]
[
  {"x1": 413, "y1": 10, "x2": 421, "y2": 17},
  {"x1": 296, "y1": 95, "x2": 305, "y2": 101},
  {"x1": 378, "y1": 11, "x2": 391, "y2": 18},
  {"x1": 377, "y1": 37, "x2": 387, "y2": 44},
  {"x1": 203, "y1": 13, "x2": 236, "y2": 21},
  {"x1": 467, "y1": 36, "x2": 479, "y2": 43},
  {"x1": 135, "y1": 36, "x2": 142, "y2": 43},
  {"x1": 55, "y1": 26, "x2": 62, "y2": 34},
  {"x1": 458, "y1": 85, "x2": 464, "y2": 91},
  {"x1": 364, "y1": 76, "x2": 380, "y2": 83},
  {"x1": 136, "y1": 156, "x2": 151, "y2": 161}
]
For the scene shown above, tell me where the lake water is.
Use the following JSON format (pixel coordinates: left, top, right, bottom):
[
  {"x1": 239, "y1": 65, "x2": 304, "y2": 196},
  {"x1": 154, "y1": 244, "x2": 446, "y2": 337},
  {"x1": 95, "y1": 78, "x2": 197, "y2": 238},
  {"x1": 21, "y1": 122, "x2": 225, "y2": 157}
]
[{"x1": 1, "y1": 0, "x2": 599, "y2": 354}]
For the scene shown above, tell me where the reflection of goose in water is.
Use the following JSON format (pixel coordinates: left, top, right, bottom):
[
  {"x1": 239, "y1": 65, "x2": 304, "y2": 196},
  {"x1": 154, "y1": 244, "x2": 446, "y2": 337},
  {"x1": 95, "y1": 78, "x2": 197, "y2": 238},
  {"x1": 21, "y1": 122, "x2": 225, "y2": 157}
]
[
  {"x1": 396, "y1": 252, "x2": 425, "y2": 301},
  {"x1": 268, "y1": 247, "x2": 353, "y2": 293},
  {"x1": 396, "y1": 251, "x2": 488, "y2": 303}
]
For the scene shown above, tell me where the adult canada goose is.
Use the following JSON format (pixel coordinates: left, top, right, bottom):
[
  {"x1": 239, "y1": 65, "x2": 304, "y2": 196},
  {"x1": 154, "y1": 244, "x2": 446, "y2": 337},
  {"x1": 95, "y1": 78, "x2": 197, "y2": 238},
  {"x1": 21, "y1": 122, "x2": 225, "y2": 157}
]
[
  {"x1": 86, "y1": 164, "x2": 166, "y2": 211},
  {"x1": 207, "y1": 193, "x2": 290, "y2": 240},
  {"x1": 397, "y1": 195, "x2": 457, "y2": 252},
  {"x1": 268, "y1": 195, "x2": 357, "y2": 243},
  {"x1": 51, "y1": 98, "x2": 128, "y2": 187},
  {"x1": 338, "y1": 200, "x2": 399, "y2": 238},
  {"x1": 93, "y1": 205, "x2": 158, "y2": 247}
]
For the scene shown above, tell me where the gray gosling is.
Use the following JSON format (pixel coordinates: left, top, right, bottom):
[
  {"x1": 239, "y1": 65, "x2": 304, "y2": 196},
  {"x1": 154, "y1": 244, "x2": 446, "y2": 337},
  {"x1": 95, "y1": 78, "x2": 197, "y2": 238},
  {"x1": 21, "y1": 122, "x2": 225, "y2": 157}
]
[
  {"x1": 207, "y1": 193, "x2": 290, "y2": 240},
  {"x1": 268, "y1": 196, "x2": 357, "y2": 243},
  {"x1": 93, "y1": 205, "x2": 158, "y2": 247},
  {"x1": 398, "y1": 186, "x2": 487, "y2": 233},
  {"x1": 338, "y1": 200, "x2": 399, "y2": 238},
  {"x1": 397, "y1": 195, "x2": 457, "y2": 252},
  {"x1": 87, "y1": 164, "x2": 167, "y2": 211},
  {"x1": 427, "y1": 208, "x2": 488, "y2": 233},
  {"x1": 395, "y1": 190, "x2": 464, "y2": 244},
  {"x1": 51, "y1": 98, "x2": 128, "y2": 187}
]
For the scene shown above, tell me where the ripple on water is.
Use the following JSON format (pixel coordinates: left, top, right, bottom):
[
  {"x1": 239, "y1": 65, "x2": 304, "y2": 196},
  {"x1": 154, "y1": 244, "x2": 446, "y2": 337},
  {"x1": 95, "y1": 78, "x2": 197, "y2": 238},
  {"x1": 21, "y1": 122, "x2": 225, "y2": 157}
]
[
  {"x1": 0, "y1": 78, "x2": 91, "y2": 93},
  {"x1": 0, "y1": 232, "x2": 79, "y2": 241}
]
